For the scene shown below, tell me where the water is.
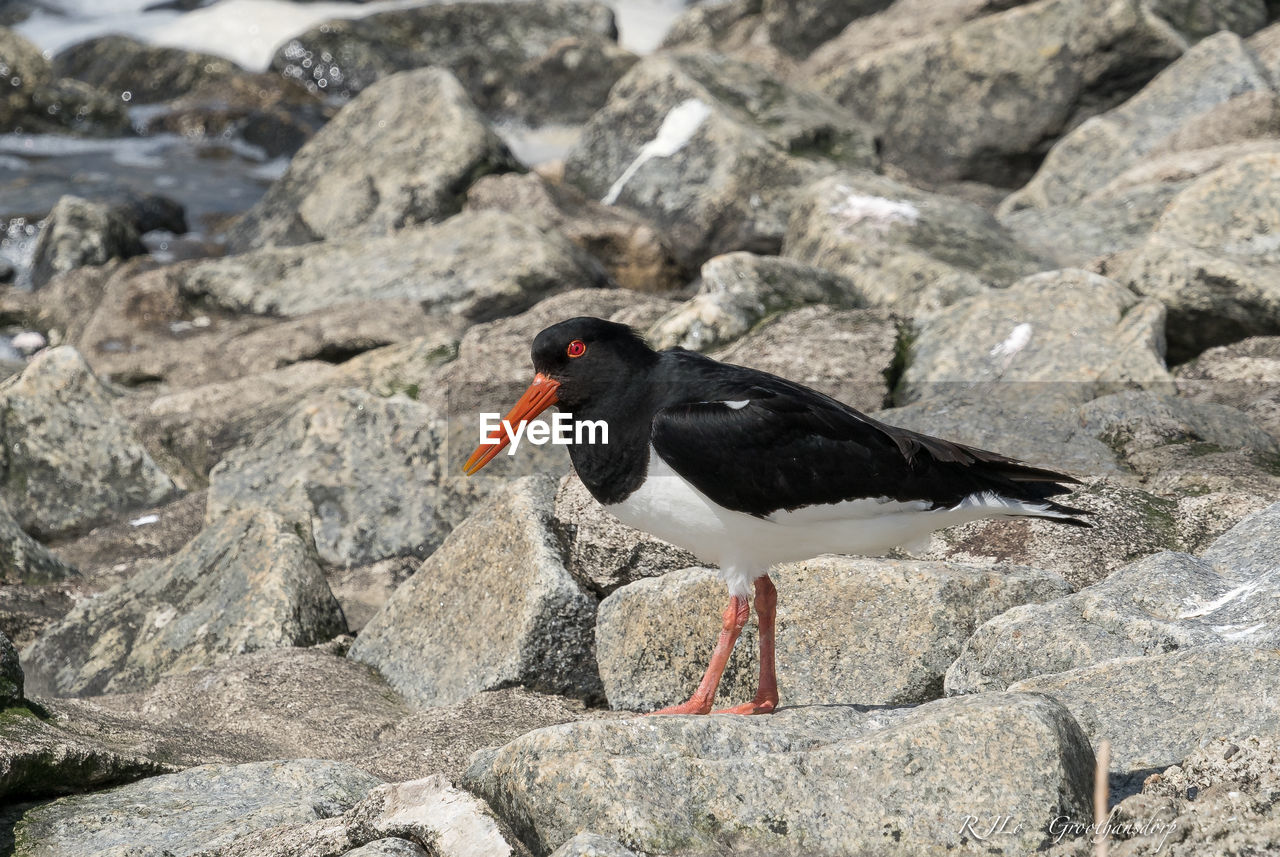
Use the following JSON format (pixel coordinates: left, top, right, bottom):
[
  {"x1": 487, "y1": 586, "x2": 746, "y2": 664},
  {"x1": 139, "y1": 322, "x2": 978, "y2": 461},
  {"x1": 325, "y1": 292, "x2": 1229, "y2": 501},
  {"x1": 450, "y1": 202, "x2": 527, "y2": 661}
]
[{"x1": 1, "y1": 0, "x2": 689, "y2": 283}]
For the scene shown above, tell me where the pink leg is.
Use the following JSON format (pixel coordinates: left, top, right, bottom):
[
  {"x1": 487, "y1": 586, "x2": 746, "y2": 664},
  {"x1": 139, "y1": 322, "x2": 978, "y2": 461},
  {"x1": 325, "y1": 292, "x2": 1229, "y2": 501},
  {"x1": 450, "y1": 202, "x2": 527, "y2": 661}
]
[
  {"x1": 714, "y1": 575, "x2": 778, "y2": 715},
  {"x1": 648, "y1": 594, "x2": 751, "y2": 715}
]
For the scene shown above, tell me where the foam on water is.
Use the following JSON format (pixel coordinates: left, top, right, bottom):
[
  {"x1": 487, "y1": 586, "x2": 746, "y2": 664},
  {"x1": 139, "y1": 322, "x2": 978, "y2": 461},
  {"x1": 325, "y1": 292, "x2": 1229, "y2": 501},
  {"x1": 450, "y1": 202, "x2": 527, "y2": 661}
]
[{"x1": 18, "y1": 0, "x2": 686, "y2": 72}]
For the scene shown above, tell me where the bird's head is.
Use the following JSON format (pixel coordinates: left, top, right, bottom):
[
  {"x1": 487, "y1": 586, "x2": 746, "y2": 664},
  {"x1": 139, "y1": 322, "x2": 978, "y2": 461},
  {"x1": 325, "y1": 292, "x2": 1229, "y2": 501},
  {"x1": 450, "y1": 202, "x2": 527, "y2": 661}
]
[{"x1": 463, "y1": 316, "x2": 656, "y2": 474}]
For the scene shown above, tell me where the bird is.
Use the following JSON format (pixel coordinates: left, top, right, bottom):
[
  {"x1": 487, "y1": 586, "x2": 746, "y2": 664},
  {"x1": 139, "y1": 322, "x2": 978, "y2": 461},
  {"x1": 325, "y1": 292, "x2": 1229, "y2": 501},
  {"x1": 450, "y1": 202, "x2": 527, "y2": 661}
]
[{"x1": 463, "y1": 316, "x2": 1087, "y2": 716}]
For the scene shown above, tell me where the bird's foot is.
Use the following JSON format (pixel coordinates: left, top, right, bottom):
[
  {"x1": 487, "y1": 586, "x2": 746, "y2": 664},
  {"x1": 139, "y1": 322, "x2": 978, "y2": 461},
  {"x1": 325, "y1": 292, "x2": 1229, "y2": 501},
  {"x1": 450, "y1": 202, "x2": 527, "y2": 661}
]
[
  {"x1": 711, "y1": 697, "x2": 777, "y2": 716},
  {"x1": 646, "y1": 698, "x2": 713, "y2": 716}
]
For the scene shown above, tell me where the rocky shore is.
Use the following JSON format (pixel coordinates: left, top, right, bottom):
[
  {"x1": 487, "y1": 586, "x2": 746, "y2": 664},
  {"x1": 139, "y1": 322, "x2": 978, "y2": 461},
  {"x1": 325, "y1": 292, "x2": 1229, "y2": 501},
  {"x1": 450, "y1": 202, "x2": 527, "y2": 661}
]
[{"x1": 3, "y1": 0, "x2": 1280, "y2": 855}]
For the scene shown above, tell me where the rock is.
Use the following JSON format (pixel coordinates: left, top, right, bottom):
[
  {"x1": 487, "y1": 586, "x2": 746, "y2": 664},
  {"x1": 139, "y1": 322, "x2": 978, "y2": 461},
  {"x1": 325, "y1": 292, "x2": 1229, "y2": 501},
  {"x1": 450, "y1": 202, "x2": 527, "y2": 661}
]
[
  {"x1": 18, "y1": 77, "x2": 131, "y2": 137},
  {"x1": 499, "y1": 36, "x2": 638, "y2": 126},
  {"x1": 464, "y1": 692, "x2": 1094, "y2": 856},
  {"x1": 1002, "y1": 31, "x2": 1275, "y2": 212},
  {"x1": 11, "y1": 759, "x2": 380, "y2": 857},
  {"x1": 806, "y1": 0, "x2": 1268, "y2": 185},
  {"x1": 782, "y1": 172, "x2": 1046, "y2": 318},
  {"x1": 761, "y1": 0, "x2": 894, "y2": 57},
  {"x1": 1175, "y1": 335, "x2": 1280, "y2": 439},
  {"x1": 20, "y1": 509, "x2": 347, "y2": 697},
  {"x1": 53, "y1": 34, "x2": 258, "y2": 103},
  {"x1": 549, "y1": 834, "x2": 639, "y2": 857},
  {"x1": 72, "y1": 264, "x2": 436, "y2": 391},
  {"x1": 127, "y1": 324, "x2": 458, "y2": 480},
  {"x1": 0, "y1": 496, "x2": 78, "y2": 585},
  {"x1": 465, "y1": 172, "x2": 684, "y2": 293},
  {"x1": 1077, "y1": 735, "x2": 1280, "y2": 857},
  {"x1": 597, "y1": 560, "x2": 1069, "y2": 712},
  {"x1": 945, "y1": 501, "x2": 1280, "y2": 694},
  {"x1": 350, "y1": 476, "x2": 601, "y2": 707},
  {"x1": 227, "y1": 68, "x2": 521, "y2": 252},
  {"x1": 186, "y1": 774, "x2": 519, "y2": 857},
  {"x1": 182, "y1": 210, "x2": 607, "y2": 320},
  {"x1": 1153, "y1": 89, "x2": 1280, "y2": 154},
  {"x1": 30, "y1": 195, "x2": 146, "y2": 289},
  {"x1": 271, "y1": 1, "x2": 619, "y2": 110},
  {"x1": 920, "y1": 478, "x2": 1185, "y2": 589},
  {"x1": 343, "y1": 841, "x2": 429, "y2": 857},
  {"x1": 1012, "y1": 644, "x2": 1280, "y2": 781},
  {"x1": 0, "y1": 26, "x2": 52, "y2": 132},
  {"x1": 0, "y1": 704, "x2": 173, "y2": 802},
  {"x1": 712, "y1": 305, "x2": 899, "y2": 411},
  {"x1": 206, "y1": 390, "x2": 448, "y2": 567},
  {"x1": 553, "y1": 472, "x2": 697, "y2": 597},
  {"x1": 998, "y1": 180, "x2": 1184, "y2": 268},
  {"x1": 564, "y1": 51, "x2": 878, "y2": 270},
  {"x1": 0, "y1": 347, "x2": 177, "y2": 540},
  {"x1": 83, "y1": 645, "x2": 593, "y2": 783},
  {"x1": 645, "y1": 251, "x2": 867, "y2": 352},
  {"x1": 1078, "y1": 391, "x2": 1280, "y2": 463},
  {"x1": 140, "y1": 72, "x2": 331, "y2": 159},
  {"x1": 0, "y1": 631, "x2": 19, "y2": 708},
  {"x1": 1116, "y1": 153, "x2": 1280, "y2": 361},
  {"x1": 900, "y1": 269, "x2": 1170, "y2": 401}
]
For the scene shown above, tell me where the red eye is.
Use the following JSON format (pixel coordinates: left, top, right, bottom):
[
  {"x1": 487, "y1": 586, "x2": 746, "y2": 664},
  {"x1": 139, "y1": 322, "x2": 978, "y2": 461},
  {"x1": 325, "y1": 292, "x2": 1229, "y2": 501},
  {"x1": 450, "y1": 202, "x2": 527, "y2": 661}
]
[{"x1": 567, "y1": 340, "x2": 586, "y2": 358}]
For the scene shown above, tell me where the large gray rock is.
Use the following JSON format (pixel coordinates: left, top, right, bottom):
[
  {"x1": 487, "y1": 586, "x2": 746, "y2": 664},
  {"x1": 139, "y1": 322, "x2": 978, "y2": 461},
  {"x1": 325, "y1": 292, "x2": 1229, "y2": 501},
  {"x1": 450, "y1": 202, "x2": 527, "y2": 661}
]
[
  {"x1": 227, "y1": 68, "x2": 521, "y2": 252},
  {"x1": 596, "y1": 560, "x2": 1070, "y2": 712},
  {"x1": 349, "y1": 476, "x2": 601, "y2": 707},
  {"x1": 181, "y1": 210, "x2": 607, "y2": 320},
  {"x1": 946, "y1": 502, "x2": 1280, "y2": 694},
  {"x1": 0, "y1": 704, "x2": 173, "y2": 801},
  {"x1": 919, "y1": 478, "x2": 1185, "y2": 589},
  {"x1": 0, "y1": 630, "x2": 20, "y2": 708},
  {"x1": 206, "y1": 390, "x2": 448, "y2": 567},
  {"x1": 1116, "y1": 152, "x2": 1280, "y2": 361},
  {"x1": 11, "y1": 759, "x2": 381, "y2": 857},
  {"x1": 645, "y1": 251, "x2": 868, "y2": 352},
  {"x1": 30, "y1": 195, "x2": 145, "y2": 289},
  {"x1": 465, "y1": 692, "x2": 1094, "y2": 856},
  {"x1": 1078, "y1": 390, "x2": 1280, "y2": 463},
  {"x1": 554, "y1": 472, "x2": 697, "y2": 597},
  {"x1": 1003, "y1": 31, "x2": 1275, "y2": 212},
  {"x1": 1175, "y1": 335, "x2": 1280, "y2": 439},
  {"x1": 20, "y1": 510, "x2": 347, "y2": 697},
  {"x1": 466, "y1": 172, "x2": 683, "y2": 293},
  {"x1": 564, "y1": 51, "x2": 877, "y2": 269},
  {"x1": 54, "y1": 34, "x2": 256, "y2": 103},
  {"x1": 900, "y1": 269, "x2": 1170, "y2": 401},
  {"x1": 712, "y1": 305, "x2": 899, "y2": 411},
  {"x1": 782, "y1": 172, "x2": 1047, "y2": 318},
  {"x1": 805, "y1": 0, "x2": 1268, "y2": 185},
  {"x1": 270, "y1": 0, "x2": 619, "y2": 111},
  {"x1": 1012, "y1": 644, "x2": 1280, "y2": 779},
  {"x1": 0, "y1": 347, "x2": 177, "y2": 540},
  {"x1": 185, "y1": 775, "x2": 518, "y2": 857},
  {"x1": 0, "y1": 496, "x2": 77, "y2": 585}
]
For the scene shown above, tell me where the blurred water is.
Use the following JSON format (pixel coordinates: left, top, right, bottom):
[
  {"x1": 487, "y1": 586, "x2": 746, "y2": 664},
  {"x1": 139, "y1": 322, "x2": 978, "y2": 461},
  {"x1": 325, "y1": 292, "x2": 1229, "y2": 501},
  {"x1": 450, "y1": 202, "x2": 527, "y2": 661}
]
[{"x1": 17, "y1": 0, "x2": 686, "y2": 69}]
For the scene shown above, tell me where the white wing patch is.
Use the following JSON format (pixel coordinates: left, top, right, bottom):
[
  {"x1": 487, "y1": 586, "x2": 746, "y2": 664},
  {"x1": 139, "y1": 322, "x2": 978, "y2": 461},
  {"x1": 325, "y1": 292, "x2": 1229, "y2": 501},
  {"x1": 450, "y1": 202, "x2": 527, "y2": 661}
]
[{"x1": 723, "y1": 400, "x2": 749, "y2": 410}]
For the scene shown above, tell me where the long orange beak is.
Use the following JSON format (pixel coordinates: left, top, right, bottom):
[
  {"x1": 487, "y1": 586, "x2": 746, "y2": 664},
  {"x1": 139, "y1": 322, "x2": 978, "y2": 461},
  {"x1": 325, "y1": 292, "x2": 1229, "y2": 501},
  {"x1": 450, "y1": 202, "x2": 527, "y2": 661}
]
[{"x1": 463, "y1": 373, "x2": 561, "y2": 475}]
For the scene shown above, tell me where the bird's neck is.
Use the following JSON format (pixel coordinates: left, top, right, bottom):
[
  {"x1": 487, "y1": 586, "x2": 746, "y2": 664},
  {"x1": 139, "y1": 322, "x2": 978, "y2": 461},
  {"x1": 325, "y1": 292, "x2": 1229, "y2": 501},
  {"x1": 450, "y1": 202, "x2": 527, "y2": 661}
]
[{"x1": 564, "y1": 393, "x2": 655, "y2": 506}]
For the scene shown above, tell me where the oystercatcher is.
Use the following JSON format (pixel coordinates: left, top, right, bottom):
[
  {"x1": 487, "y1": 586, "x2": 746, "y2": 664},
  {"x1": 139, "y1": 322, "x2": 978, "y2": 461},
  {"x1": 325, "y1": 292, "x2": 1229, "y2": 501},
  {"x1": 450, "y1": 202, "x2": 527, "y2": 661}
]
[{"x1": 464, "y1": 317, "x2": 1087, "y2": 715}]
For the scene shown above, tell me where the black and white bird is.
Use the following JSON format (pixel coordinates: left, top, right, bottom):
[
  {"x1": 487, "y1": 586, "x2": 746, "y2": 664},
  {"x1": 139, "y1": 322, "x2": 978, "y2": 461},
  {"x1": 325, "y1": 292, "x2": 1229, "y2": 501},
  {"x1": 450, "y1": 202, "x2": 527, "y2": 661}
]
[{"x1": 464, "y1": 317, "x2": 1087, "y2": 716}]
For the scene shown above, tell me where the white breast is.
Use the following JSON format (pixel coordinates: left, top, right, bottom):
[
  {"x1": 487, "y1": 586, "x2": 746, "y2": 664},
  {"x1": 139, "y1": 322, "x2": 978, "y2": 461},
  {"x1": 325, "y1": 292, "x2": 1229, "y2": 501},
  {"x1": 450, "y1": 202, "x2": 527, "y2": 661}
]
[{"x1": 603, "y1": 446, "x2": 1067, "y2": 597}]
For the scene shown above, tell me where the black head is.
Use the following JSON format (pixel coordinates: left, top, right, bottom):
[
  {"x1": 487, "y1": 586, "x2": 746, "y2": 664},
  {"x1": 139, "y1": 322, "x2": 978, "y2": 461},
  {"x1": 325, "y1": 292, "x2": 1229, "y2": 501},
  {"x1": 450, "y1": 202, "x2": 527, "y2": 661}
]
[{"x1": 531, "y1": 316, "x2": 657, "y2": 410}]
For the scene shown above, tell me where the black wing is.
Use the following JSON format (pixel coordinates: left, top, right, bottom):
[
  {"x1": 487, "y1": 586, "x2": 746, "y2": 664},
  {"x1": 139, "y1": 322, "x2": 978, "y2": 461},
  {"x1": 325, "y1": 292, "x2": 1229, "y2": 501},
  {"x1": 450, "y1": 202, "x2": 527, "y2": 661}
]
[{"x1": 650, "y1": 362, "x2": 1087, "y2": 523}]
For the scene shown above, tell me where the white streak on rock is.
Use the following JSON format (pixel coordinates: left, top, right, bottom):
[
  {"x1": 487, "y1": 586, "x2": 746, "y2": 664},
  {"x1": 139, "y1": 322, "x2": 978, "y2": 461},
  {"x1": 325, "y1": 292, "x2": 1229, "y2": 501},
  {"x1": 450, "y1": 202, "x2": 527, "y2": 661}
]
[
  {"x1": 130, "y1": 513, "x2": 160, "y2": 526},
  {"x1": 828, "y1": 189, "x2": 920, "y2": 234},
  {"x1": 990, "y1": 323, "x2": 1034, "y2": 359},
  {"x1": 1179, "y1": 579, "x2": 1262, "y2": 618},
  {"x1": 602, "y1": 98, "x2": 711, "y2": 205}
]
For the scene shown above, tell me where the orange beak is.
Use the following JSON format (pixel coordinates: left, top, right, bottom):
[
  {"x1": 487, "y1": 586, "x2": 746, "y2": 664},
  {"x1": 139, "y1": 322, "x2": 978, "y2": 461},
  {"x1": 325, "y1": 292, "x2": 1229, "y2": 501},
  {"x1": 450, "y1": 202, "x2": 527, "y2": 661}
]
[{"x1": 463, "y1": 373, "x2": 561, "y2": 475}]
